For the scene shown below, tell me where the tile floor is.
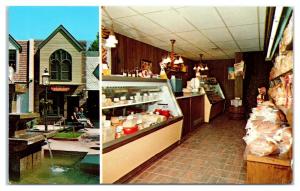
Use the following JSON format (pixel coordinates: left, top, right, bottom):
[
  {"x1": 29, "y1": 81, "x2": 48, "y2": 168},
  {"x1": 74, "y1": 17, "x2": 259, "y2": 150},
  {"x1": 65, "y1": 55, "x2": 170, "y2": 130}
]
[{"x1": 129, "y1": 113, "x2": 247, "y2": 184}]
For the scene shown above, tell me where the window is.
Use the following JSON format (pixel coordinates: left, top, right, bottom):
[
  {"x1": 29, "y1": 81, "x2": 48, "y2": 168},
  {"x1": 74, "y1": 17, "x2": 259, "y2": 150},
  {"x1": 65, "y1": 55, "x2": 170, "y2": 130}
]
[
  {"x1": 50, "y1": 49, "x2": 72, "y2": 81},
  {"x1": 9, "y1": 50, "x2": 17, "y2": 71}
]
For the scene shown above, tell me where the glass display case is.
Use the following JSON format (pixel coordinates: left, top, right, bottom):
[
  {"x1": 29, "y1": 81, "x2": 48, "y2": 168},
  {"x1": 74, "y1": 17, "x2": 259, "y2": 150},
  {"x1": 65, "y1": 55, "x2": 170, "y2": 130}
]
[
  {"x1": 101, "y1": 76, "x2": 183, "y2": 145},
  {"x1": 202, "y1": 77, "x2": 225, "y2": 122},
  {"x1": 101, "y1": 76, "x2": 183, "y2": 183},
  {"x1": 204, "y1": 83, "x2": 225, "y2": 104}
]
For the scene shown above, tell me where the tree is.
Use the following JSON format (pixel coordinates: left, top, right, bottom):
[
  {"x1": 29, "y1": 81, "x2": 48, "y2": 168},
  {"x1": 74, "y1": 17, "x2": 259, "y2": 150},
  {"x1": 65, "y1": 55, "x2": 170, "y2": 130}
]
[{"x1": 88, "y1": 32, "x2": 99, "y2": 51}]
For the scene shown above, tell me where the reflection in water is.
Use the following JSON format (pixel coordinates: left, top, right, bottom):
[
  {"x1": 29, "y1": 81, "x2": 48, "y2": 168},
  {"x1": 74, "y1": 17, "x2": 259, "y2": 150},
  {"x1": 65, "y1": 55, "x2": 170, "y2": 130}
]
[{"x1": 12, "y1": 155, "x2": 99, "y2": 184}]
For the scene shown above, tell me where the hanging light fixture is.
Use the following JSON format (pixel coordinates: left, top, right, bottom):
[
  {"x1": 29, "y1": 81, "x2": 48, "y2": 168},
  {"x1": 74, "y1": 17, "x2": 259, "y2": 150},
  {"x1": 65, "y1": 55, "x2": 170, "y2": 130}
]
[
  {"x1": 102, "y1": 6, "x2": 118, "y2": 48},
  {"x1": 198, "y1": 54, "x2": 208, "y2": 71},
  {"x1": 162, "y1": 39, "x2": 184, "y2": 71}
]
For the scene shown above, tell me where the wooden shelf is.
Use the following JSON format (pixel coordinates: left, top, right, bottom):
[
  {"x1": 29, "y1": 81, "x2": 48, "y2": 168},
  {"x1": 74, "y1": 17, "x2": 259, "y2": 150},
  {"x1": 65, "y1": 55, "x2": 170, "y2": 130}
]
[{"x1": 102, "y1": 99, "x2": 161, "y2": 110}]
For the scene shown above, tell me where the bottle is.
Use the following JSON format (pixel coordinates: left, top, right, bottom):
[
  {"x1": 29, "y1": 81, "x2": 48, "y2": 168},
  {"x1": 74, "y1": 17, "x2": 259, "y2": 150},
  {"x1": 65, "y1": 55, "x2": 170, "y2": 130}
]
[
  {"x1": 135, "y1": 67, "x2": 139, "y2": 77},
  {"x1": 115, "y1": 125, "x2": 123, "y2": 139},
  {"x1": 132, "y1": 70, "x2": 136, "y2": 77}
]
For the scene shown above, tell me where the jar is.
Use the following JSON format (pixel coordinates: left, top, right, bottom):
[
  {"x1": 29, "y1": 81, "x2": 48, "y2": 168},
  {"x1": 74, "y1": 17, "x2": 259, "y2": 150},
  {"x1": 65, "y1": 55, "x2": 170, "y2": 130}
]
[{"x1": 115, "y1": 125, "x2": 123, "y2": 139}]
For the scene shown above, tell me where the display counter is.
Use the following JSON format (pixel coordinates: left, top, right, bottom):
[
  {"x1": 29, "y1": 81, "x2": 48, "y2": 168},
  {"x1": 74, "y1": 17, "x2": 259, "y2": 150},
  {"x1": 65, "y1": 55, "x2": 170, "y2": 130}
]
[
  {"x1": 176, "y1": 93, "x2": 205, "y2": 139},
  {"x1": 101, "y1": 76, "x2": 183, "y2": 183},
  {"x1": 203, "y1": 80, "x2": 225, "y2": 122}
]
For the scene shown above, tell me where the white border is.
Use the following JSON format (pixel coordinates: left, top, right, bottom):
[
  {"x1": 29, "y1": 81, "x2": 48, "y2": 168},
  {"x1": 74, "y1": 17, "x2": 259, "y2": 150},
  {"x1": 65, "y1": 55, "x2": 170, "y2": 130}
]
[{"x1": 1, "y1": 1, "x2": 299, "y2": 191}]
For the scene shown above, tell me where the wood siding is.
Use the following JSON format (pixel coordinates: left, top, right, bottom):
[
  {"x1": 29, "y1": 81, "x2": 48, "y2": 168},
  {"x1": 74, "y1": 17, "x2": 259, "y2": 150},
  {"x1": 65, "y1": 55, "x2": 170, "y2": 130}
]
[{"x1": 39, "y1": 31, "x2": 82, "y2": 85}]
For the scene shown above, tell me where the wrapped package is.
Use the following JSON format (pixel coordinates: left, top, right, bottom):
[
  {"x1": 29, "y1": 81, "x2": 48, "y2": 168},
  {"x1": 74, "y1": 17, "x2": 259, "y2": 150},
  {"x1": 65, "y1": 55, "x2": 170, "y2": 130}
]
[
  {"x1": 274, "y1": 127, "x2": 292, "y2": 155},
  {"x1": 270, "y1": 51, "x2": 293, "y2": 79},
  {"x1": 248, "y1": 137, "x2": 278, "y2": 156}
]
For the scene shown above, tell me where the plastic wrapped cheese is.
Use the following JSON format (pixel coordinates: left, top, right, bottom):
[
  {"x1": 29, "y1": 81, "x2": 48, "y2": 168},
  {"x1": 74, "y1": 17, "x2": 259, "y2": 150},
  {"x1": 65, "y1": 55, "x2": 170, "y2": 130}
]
[
  {"x1": 274, "y1": 127, "x2": 292, "y2": 155},
  {"x1": 248, "y1": 137, "x2": 278, "y2": 157}
]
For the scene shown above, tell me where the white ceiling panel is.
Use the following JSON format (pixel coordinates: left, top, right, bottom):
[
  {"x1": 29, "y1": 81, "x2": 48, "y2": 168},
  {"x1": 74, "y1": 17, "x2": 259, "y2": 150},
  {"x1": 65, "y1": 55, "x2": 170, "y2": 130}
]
[
  {"x1": 237, "y1": 38, "x2": 259, "y2": 49},
  {"x1": 229, "y1": 24, "x2": 258, "y2": 40},
  {"x1": 176, "y1": 7, "x2": 225, "y2": 29},
  {"x1": 144, "y1": 10, "x2": 196, "y2": 33},
  {"x1": 126, "y1": 29, "x2": 149, "y2": 38},
  {"x1": 216, "y1": 7, "x2": 258, "y2": 26},
  {"x1": 102, "y1": 6, "x2": 264, "y2": 60},
  {"x1": 104, "y1": 6, "x2": 138, "y2": 19},
  {"x1": 259, "y1": 7, "x2": 266, "y2": 23},
  {"x1": 116, "y1": 15, "x2": 169, "y2": 35},
  {"x1": 176, "y1": 30, "x2": 211, "y2": 44},
  {"x1": 130, "y1": 6, "x2": 171, "y2": 14},
  {"x1": 201, "y1": 27, "x2": 233, "y2": 42},
  {"x1": 136, "y1": 36, "x2": 165, "y2": 46},
  {"x1": 215, "y1": 40, "x2": 239, "y2": 50},
  {"x1": 207, "y1": 49, "x2": 227, "y2": 56},
  {"x1": 153, "y1": 33, "x2": 180, "y2": 43},
  {"x1": 241, "y1": 47, "x2": 260, "y2": 52}
]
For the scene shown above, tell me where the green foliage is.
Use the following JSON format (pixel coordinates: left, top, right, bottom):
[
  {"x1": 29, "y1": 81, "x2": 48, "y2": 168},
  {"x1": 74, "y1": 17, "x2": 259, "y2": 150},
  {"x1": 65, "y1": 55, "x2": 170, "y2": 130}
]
[
  {"x1": 88, "y1": 32, "x2": 99, "y2": 51},
  {"x1": 53, "y1": 131, "x2": 84, "y2": 139}
]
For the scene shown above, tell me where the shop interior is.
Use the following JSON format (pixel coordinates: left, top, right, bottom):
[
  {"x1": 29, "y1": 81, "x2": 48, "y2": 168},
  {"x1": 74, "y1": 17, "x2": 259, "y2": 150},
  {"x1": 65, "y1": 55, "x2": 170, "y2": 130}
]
[{"x1": 101, "y1": 6, "x2": 293, "y2": 184}]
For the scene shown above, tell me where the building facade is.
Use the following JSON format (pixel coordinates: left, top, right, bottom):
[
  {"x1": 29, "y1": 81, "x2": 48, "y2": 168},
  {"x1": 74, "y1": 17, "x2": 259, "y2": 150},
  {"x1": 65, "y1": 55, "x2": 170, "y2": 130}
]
[{"x1": 9, "y1": 25, "x2": 99, "y2": 124}]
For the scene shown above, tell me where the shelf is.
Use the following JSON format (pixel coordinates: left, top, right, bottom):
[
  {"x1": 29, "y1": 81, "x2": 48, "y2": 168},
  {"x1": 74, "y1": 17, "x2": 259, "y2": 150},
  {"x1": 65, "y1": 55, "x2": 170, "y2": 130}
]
[
  {"x1": 102, "y1": 99, "x2": 162, "y2": 110},
  {"x1": 102, "y1": 75, "x2": 167, "y2": 83}
]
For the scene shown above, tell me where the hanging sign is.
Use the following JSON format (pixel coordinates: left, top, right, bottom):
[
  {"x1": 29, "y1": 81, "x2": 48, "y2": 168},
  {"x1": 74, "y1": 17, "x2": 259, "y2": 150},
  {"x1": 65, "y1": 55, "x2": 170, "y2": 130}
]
[{"x1": 50, "y1": 86, "x2": 70, "y2": 92}]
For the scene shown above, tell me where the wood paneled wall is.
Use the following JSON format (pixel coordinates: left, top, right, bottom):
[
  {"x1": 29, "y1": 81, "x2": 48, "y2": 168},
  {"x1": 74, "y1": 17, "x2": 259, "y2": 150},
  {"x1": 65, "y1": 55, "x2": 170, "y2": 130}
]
[
  {"x1": 203, "y1": 59, "x2": 235, "y2": 108},
  {"x1": 111, "y1": 33, "x2": 196, "y2": 83},
  {"x1": 243, "y1": 51, "x2": 273, "y2": 116}
]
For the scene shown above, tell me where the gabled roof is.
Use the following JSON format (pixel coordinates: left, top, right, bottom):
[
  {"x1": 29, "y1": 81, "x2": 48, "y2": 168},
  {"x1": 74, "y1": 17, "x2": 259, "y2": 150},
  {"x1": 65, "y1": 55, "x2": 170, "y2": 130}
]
[
  {"x1": 37, "y1": 25, "x2": 84, "y2": 52},
  {"x1": 9, "y1": 34, "x2": 22, "y2": 52}
]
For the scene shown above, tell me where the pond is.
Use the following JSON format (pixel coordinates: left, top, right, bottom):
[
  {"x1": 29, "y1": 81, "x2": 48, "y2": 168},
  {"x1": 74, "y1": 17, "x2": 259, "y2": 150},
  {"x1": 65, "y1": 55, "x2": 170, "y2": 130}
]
[{"x1": 11, "y1": 154, "x2": 99, "y2": 185}]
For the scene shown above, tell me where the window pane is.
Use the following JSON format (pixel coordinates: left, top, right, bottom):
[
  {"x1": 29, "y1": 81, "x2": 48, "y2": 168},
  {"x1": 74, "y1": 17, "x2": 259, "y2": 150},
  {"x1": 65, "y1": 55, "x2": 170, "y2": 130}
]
[
  {"x1": 61, "y1": 61, "x2": 70, "y2": 71},
  {"x1": 51, "y1": 72, "x2": 58, "y2": 80},
  {"x1": 49, "y1": 49, "x2": 72, "y2": 81},
  {"x1": 61, "y1": 72, "x2": 70, "y2": 80},
  {"x1": 51, "y1": 61, "x2": 59, "y2": 71}
]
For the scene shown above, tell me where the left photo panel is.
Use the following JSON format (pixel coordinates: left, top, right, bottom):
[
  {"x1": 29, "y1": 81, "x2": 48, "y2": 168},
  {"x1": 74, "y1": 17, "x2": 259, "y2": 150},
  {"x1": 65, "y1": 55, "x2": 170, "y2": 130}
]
[{"x1": 8, "y1": 6, "x2": 100, "y2": 184}]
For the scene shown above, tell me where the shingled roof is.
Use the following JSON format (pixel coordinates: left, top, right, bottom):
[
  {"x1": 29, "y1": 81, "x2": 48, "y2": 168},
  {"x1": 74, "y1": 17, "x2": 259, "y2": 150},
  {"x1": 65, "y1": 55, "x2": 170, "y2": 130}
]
[{"x1": 37, "y1": 25, "x2": 85, "y2": 52}]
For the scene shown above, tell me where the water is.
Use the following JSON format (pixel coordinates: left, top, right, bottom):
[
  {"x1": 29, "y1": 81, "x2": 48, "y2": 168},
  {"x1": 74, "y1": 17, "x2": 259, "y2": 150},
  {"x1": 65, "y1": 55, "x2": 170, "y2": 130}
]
[
  {"x1": 44, "y1": 136, "x2": 54, "y2": 168},
  {"x1": 12, "y1": 155, "x2": 99, "y2": 184}
]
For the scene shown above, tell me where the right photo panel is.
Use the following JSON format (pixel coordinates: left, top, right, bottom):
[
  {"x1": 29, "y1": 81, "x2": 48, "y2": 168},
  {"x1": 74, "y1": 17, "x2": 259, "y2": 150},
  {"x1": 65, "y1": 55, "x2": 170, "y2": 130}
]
[{"x1": 100, "y1": 6, "x2": 293, "y2": 184}]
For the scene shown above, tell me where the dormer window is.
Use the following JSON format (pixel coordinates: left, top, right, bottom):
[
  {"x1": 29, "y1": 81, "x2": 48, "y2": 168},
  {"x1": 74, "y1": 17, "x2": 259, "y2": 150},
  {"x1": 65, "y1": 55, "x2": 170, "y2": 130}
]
[
  {"x1": 50, "y1": 49, "x2": 72, "y2": 81},
  {"x1": 9, "y1": 50, "x2": 17, "y2": 71}
]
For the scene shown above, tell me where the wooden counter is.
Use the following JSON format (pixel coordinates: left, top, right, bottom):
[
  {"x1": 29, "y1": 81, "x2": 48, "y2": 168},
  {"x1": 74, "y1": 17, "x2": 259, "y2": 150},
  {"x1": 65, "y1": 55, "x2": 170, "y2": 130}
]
[
  {"x1": 102, "y1": 117, "x2": 183, "y2": 183},
  {"x1": 246, "y1": 154, "x2": 292, "y2": 184},
  {"x1": 176, "y1": 93, "x2": 204, "y2": 139}
]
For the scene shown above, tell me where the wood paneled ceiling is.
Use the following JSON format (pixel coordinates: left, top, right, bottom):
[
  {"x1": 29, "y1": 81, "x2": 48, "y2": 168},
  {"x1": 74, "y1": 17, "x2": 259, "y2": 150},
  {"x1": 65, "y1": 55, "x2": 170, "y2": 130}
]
[{"x1": 102, "y1": 6, "x2": 266, "y2": 60}]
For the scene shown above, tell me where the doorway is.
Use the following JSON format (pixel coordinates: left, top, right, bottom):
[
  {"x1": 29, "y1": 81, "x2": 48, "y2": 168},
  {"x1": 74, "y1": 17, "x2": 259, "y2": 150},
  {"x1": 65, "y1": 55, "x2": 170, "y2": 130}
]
[{"x1": 67, "y1": 96, "x2": 79, "y2": 120}]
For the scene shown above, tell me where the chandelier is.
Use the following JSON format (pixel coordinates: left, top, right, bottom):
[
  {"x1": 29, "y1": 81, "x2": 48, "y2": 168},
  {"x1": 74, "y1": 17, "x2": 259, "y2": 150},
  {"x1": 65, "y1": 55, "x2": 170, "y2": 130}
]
[
  {"x1": 162, "y1": 39, "x2": 184, "y2": 71},
  {"x1": 195, "y1": 54, "x2": 208, "y2": 71}
]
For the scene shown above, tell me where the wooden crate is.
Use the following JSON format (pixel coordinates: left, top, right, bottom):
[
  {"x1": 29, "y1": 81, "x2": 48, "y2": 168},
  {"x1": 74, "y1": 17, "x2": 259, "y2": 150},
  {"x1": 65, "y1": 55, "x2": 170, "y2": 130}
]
[{"x1": 246, "y1": 154, "x2": 292, "y2": 184}]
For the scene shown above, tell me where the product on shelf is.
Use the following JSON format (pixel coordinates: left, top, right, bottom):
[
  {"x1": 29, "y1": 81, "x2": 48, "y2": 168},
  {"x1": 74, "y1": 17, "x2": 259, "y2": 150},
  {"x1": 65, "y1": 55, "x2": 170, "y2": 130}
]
[
  {"x1": 269, "y1": 51, "x2": 293, "y2": 80},
  {"x1": 279, "y1": 13, "x2": 293, "y2": 54},
  {"x1": 247, "y1": 137, "x2": 278, "y2": 157},
  {"x1": 243, "y1": 101, "x2": 292, "y2": 157},
  {"x1": 274, "y1": 127, "x2": 292, "y2": 156},
  {"x1": 268, "y1": 73, "x2": 293, "y2": 109}
]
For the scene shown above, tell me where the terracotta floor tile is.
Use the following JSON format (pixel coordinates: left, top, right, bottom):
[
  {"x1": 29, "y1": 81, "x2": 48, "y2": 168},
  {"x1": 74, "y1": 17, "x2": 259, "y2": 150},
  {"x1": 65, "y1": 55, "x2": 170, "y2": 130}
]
[{"x1": 128, "y1": 114, "x2": 247, "y2": 184}]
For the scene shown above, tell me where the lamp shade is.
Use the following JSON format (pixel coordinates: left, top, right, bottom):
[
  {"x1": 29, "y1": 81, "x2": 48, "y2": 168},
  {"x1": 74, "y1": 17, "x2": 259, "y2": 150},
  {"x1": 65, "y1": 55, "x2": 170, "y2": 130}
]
[
  {"x1": 107, "y1": 34, "x2": 118, "y2": 44},
  {"x1": 105, "y1": 39, "x2": 116, "y2": 48},
  {"x1": 178, "y1": 56, "x2": 184, "y2": 64}
]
